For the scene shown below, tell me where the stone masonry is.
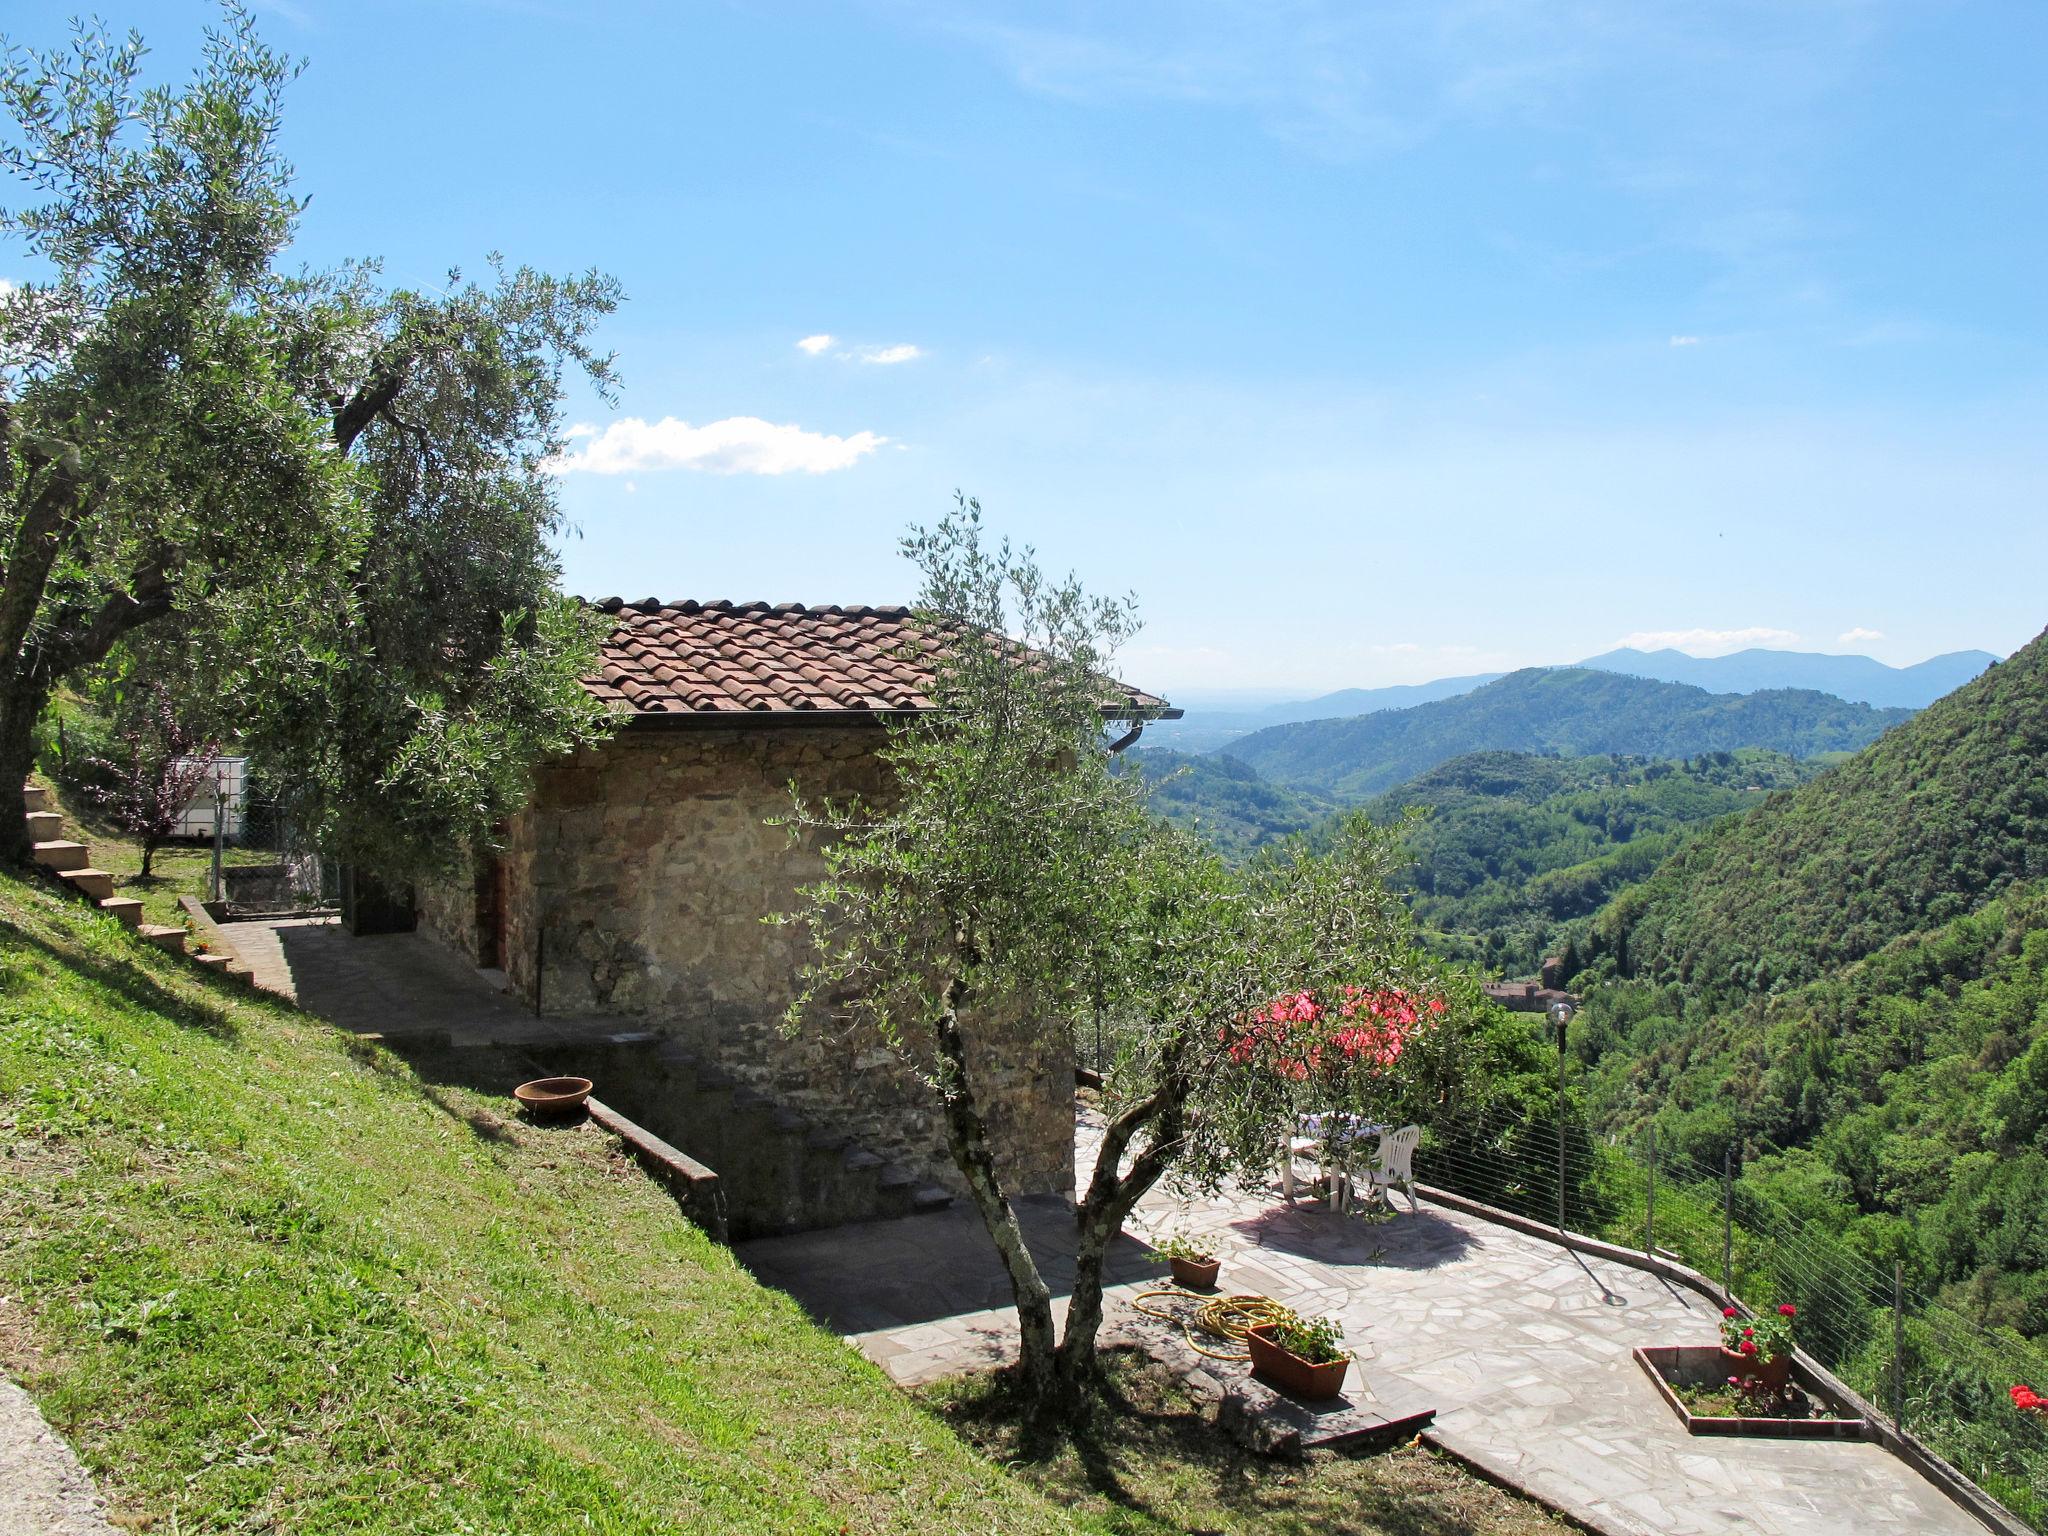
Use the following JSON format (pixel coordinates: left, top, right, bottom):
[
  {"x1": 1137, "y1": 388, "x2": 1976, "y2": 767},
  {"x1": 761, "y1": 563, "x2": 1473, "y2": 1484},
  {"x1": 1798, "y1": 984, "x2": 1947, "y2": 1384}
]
[{"x1": 418, "y1": 725, "x2": 1074, "y2": 1202}]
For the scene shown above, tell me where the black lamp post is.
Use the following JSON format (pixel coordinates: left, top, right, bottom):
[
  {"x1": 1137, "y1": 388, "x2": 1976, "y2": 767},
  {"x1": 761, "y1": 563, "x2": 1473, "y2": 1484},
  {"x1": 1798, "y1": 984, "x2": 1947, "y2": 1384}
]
[{"x1": 1548, "y1": 998, "x2": 1576, "y2": 1231}]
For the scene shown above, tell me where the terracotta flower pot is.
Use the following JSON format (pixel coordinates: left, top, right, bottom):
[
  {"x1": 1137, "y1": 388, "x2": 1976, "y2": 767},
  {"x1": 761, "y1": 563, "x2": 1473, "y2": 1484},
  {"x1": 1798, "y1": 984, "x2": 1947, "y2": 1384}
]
[
  {"x1": 1169, "y1": 1254, "x2": 1221, "y2": 1290},
  {"x1": 514, "y1": 1075, "x2": 593, "y2": 1118},
  {"x1": 1246, "y1": 1323, "x2": 1350, "y2": 1402},
  {"x1": 1721, "y1": 1345, "x2": 1792, "y2": 1392}
]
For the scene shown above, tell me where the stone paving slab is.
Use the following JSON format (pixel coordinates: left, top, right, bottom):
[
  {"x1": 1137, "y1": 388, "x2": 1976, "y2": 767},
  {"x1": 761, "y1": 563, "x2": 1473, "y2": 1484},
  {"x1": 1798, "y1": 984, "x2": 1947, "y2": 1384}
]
[
  {"x1": 0, "y1": 1377, "x2": 116, "y2": 1536},
  {"x1": 739, "y1": 1109, "x2": 1992, "y2": 1536}
]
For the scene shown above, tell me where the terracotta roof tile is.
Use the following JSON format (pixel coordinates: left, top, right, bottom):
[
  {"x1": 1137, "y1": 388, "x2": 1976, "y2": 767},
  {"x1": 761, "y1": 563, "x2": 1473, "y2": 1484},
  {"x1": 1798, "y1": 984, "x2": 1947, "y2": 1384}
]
[{"x1": 585, "y1": 600, "x2": 1173, "y2": 720}]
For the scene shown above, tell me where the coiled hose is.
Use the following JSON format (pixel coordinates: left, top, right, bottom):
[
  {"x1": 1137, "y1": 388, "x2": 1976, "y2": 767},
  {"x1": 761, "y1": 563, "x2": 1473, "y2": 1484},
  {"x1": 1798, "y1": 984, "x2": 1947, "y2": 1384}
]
[{"x1": 1129, "y1": 1289, "x2": 1298, "y2": 1362}]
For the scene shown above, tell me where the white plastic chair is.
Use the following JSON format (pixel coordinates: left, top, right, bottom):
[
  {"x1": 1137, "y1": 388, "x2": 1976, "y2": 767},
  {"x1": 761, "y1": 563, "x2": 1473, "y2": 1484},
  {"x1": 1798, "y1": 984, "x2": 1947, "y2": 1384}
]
[{"x1": 1363, "y1": 1124, "x2": 1422, "y2": 1213}]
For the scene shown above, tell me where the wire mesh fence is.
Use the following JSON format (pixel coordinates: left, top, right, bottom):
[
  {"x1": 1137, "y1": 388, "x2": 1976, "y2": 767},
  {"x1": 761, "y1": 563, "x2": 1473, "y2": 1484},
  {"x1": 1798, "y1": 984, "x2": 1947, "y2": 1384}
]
[{"x1": 1417, "y1": 1100, "x2": 2048, "y2": 1531}]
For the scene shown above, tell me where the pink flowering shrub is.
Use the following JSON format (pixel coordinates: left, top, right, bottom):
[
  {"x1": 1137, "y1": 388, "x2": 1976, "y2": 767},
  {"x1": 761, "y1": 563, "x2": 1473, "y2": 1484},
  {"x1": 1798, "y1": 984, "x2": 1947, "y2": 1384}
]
[{"x1": 1220, "y1": 986, "x2": 1448, "y2": 1082}]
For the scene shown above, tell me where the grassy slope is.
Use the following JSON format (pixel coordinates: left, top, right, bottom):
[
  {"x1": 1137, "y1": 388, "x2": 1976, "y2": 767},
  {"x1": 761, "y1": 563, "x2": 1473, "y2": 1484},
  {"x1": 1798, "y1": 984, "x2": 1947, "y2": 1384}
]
[{"x1": 0, "y1": 868, "x2": 1074, "y2": 1536}]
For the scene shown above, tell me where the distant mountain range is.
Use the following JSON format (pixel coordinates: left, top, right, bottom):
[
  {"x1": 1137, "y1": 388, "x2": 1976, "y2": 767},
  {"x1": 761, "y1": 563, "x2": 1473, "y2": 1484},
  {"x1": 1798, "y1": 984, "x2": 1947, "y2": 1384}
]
[
  {"x1": 1574, "y1": 646, "x2": 1996, "y2": 710},
  {"x1": 1143, "y1": 646, "x2": 1997, "y2": 752},
  {"x1": 1222, "y1": 668, "x2": 1913, "y2": 800}
]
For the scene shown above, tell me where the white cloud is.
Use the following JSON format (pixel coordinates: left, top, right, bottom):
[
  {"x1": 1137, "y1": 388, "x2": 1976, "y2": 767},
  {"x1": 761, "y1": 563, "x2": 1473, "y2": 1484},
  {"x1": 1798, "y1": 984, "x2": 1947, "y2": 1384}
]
[
  {"x1": 563, "y1": 422, "x2": 598, "y2": 440},
  {"x1": 796, "y1": 333, "x2": 835, "y2": 355},
  {"x1": 547, "y1": 416, "x2": 887, "y2": 477},
  {"x1": 1616, "y1": 626, "x2": 1801, "y2": 656},
  {"x1": 1837, "y1": 626, "x2": 1885, "y2": 645},
  {"x1": 0, "y1": 278, "x2": 15, "y2": 299},
  {"x1": 1669, "y1": 334, "x2": 1700, "y2": 347},
  {"x1": 857, "y1": 343, "x2": 924, "y2": 365}
]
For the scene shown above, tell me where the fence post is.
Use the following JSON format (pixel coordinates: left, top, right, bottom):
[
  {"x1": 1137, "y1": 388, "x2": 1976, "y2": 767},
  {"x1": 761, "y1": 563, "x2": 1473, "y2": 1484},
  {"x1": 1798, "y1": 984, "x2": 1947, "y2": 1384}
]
[
  {"x1": 1721, "y1": 1150, "x2": 1734, "y2": 1299},
  {"x1": 1892, "y1": 1261, "x2": 1906, "y2": 1430},
  {"x1": 1645, "y1": 1125, "x2": 1657, "y2": 1258}
]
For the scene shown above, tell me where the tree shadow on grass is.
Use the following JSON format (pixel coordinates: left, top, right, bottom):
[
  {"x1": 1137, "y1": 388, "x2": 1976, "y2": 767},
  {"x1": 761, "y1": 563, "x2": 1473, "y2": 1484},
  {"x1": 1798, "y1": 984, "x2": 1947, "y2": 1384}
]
[
  {"x1": 929, "y1": 1350, "x2": 1540, "y2": 1536},
  {"x1": 2, "y1": 916, "x2": 238, "y2": 1043},
  {"x1": 337, "y1": 1034, "x2": 525, "y2": 1149}
]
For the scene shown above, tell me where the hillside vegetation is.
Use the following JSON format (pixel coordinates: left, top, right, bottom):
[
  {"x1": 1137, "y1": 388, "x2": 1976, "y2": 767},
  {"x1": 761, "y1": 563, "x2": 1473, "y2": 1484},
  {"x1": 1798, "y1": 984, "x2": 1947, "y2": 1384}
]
[
  {"x1": 1225, "y1": 668, "x2": 1909, "y2": 800},
  {"x1": 1113, "y1": 747, "x2": 1337, "y2": 861},
  {"x1": 0, "y1": 871, "x2": 1074, "y2": 1536},
  {"x1": 1580, "y1": 628, "x2": 2048, "y2": 993},
  {"x1": 1359, "y1": 749, "x2": 1821, "y2": 973},
  {"x1": 1570, "y1": 626, "x2": 2048, "y2": 1337}
]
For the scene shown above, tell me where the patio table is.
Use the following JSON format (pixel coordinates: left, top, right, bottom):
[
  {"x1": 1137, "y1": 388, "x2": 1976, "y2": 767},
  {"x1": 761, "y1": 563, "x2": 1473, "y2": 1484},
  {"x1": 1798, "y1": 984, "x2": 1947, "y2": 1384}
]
[{"x1": 1285, "y1": 1115, "x2": 1388, "y2": 1211}]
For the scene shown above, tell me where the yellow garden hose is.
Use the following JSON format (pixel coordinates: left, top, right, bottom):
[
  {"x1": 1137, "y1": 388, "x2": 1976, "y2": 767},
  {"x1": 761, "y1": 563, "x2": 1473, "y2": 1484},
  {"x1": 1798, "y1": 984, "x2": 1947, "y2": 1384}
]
[{"x1": 1130, "y1": 1289, "x2": 1298, "y2": 1362}]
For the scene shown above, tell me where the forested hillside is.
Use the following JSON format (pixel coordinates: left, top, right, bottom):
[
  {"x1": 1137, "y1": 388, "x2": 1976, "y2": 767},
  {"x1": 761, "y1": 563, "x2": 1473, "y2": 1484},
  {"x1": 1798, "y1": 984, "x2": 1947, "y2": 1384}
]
[
  {"x1": 1361, "y1": 749, "x2": 1820, "y2": 973},
  {"x1": 1578, "y1": 628, "x2": 2048, "y2": 993},
  {"x1": 1225, "y1": 668, "x2": 1909, "y2": 799},
  {"x1": 1112, "y1": 748, "x2": 1336, "y2": 861},
  {"x1": 1568, "y1": 625, "x2": 2048, "y2": 1336}
]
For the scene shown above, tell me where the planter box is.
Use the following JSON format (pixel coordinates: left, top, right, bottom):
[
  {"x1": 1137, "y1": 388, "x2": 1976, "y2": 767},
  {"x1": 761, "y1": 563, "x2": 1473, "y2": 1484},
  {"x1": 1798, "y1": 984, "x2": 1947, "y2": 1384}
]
[
  {"x1": 1635, "y1": 1346, "x2": 1866, "y2": 1440},
  {"x1": 1247, "y1": 1324, "x2": 1350, "y2": 1402},
  {"x1": 1169, "y1": 1254, "x2": 1220, "y2": 1290}
]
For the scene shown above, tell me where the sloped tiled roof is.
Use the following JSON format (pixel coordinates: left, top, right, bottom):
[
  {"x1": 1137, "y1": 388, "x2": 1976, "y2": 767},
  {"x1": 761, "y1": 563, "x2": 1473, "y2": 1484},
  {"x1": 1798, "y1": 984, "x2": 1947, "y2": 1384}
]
[{"x1": 585, "y1": 599, "x2": 1176, "y2": 721}]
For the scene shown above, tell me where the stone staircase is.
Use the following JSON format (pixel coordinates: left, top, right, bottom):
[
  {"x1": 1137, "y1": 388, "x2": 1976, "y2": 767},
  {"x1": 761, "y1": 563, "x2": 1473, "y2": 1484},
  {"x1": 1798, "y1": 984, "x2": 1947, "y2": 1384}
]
[
  {"x1": 20, "y1": 780, "x2": 247, "y2": 975},
  {"x1": 394, "y1": 1025, "x2": 952, "y2": 1241}
]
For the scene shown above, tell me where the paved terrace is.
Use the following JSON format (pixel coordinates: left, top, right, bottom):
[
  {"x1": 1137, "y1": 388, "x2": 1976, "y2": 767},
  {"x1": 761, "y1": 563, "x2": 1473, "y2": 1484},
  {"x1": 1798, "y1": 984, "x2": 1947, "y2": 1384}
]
[{"x1": 741, "y1": 1111, "x2": 1987, "y2": 1536}]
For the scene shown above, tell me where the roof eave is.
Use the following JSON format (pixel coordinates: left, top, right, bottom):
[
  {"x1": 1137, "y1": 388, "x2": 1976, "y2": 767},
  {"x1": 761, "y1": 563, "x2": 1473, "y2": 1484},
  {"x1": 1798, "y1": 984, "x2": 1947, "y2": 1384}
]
[{"x1": 614, "y1": 703, "x2": 1183, "y2": 731}]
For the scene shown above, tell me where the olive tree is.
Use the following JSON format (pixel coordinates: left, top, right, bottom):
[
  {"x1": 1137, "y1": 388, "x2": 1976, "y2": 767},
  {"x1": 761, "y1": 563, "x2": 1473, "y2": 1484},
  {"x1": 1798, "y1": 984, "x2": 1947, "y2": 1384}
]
[
  {"x1": 781, "y1": 502, "x2": 1505, "y2": 1410},
  {"x1": 0, "y1": 7, "x2": 616, "y2": 871}
]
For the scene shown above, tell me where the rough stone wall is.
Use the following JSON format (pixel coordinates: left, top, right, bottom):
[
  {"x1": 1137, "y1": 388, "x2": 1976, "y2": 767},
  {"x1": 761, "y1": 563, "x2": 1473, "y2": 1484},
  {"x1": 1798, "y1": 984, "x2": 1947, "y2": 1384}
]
[
  {"x1": 493, "y1": 727, "x2": 1073, "y2": 1198},
  {"x1": 413, "y1": 857, "x2": 484, "y2": 966}
]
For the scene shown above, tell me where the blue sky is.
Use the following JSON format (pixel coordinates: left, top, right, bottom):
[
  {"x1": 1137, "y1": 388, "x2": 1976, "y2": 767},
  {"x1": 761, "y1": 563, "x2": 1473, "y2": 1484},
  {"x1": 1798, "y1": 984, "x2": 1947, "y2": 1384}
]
[{"x1": 27, "y1": 1, "x2": 2048, "y2": 696}]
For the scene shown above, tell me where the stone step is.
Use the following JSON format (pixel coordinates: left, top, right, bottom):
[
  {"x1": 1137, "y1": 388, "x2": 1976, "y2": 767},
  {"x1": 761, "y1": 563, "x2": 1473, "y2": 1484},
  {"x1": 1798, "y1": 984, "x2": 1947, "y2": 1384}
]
[
  {"x1": 21, "y1": 783, "x2": 51, "y2": 814},
  {"x1": 138, "y1": 924, "x2": 187, "y2": 955},
  {"x1": 32, "y1": 840, "x2": 90, "y2": 873},
  {"x1": 59, "y1": 867, "x2": 113, "y2": 901},
  {"x1": 24, "y1": 810, "x2": 63, "y2": 841},
  {"x1": 911, "y1": 1185, "x2": 954, "y2": 1213},
  {"x1": 842, "y1": 1146, "x2": 884, "y2": 1172},
  {"x1": 192, "y1": 952, "x2": 232, "y2": 973},
  {"x1": 98, "y1": 896, "x2": 143, "y2": 929}
]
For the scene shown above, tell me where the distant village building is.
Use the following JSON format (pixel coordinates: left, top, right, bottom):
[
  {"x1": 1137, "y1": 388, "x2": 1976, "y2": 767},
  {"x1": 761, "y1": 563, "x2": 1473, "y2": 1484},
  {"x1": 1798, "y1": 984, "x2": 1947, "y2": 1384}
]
[
  {"x1": 1481, "y1": 955, "x2": 1580, "y2": 1014},
  {"x1": 413, "y1": 599, "x2": 1175, "y2": 1233}
]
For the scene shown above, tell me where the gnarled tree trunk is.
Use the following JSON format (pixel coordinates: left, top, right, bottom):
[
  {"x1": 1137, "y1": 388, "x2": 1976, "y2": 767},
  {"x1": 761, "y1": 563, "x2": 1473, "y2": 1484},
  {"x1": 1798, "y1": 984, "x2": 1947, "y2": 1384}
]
[{"x1": 932, "y1": 979, "x2": 1059, "y2": 1403}]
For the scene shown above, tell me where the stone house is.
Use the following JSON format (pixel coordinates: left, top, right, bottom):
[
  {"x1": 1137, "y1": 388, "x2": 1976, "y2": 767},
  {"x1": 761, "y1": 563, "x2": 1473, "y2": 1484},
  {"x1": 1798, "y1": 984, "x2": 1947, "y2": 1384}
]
[{"x1": 415, "y1": 598, "x2": 1175, "y2": 1233}]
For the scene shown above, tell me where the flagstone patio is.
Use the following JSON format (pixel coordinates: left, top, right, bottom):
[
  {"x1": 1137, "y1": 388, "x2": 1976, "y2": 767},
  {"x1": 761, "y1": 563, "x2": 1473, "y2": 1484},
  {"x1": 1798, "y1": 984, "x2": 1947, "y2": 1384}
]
[{"x1": 737, "y1": 1107, "x2": 1991, "y2": 1536}]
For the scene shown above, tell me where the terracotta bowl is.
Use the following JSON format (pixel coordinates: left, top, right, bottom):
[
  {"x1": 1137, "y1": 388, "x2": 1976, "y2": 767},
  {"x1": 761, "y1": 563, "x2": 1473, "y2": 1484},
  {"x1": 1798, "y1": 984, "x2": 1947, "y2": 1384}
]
[{"x1": 513, "y1": 1075, "x2": 593, "y2": 1117}]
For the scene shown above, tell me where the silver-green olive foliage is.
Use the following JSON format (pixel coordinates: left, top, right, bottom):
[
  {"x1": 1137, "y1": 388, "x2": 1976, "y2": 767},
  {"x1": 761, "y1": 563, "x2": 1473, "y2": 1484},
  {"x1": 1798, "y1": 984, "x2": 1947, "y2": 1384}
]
[
  {"x1": 0, "y1": 7, "x2": 618, "y2": 870},
  {"x1": 780, "y1": 502, "x2": 1507, "y2": 1406}
]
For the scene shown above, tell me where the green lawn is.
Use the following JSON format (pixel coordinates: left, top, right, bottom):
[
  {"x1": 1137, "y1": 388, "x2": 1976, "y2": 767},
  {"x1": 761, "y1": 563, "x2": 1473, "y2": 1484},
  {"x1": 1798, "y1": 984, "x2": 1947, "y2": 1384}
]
[{"x1": 0, "y1": 868, "x2": 1077, "y2": 1535}]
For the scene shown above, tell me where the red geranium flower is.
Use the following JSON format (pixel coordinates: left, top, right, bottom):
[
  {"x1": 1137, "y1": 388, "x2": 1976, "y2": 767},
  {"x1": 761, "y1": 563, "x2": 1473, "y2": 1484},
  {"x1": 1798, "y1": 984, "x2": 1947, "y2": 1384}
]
[
  {"x1": 1740, "y1": 1340, "x2": 1758, "y2": 1355},
  {"x1": 1778, "y1": 1303, "x2": 1798, "y2": 1318},
  {"x1": 2014, "y1": 1384, "x2": 2046, "y2": 1414},
  {"x1": 1722, "y1": 1307, "x2": 1738, "y2": 1319}
]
